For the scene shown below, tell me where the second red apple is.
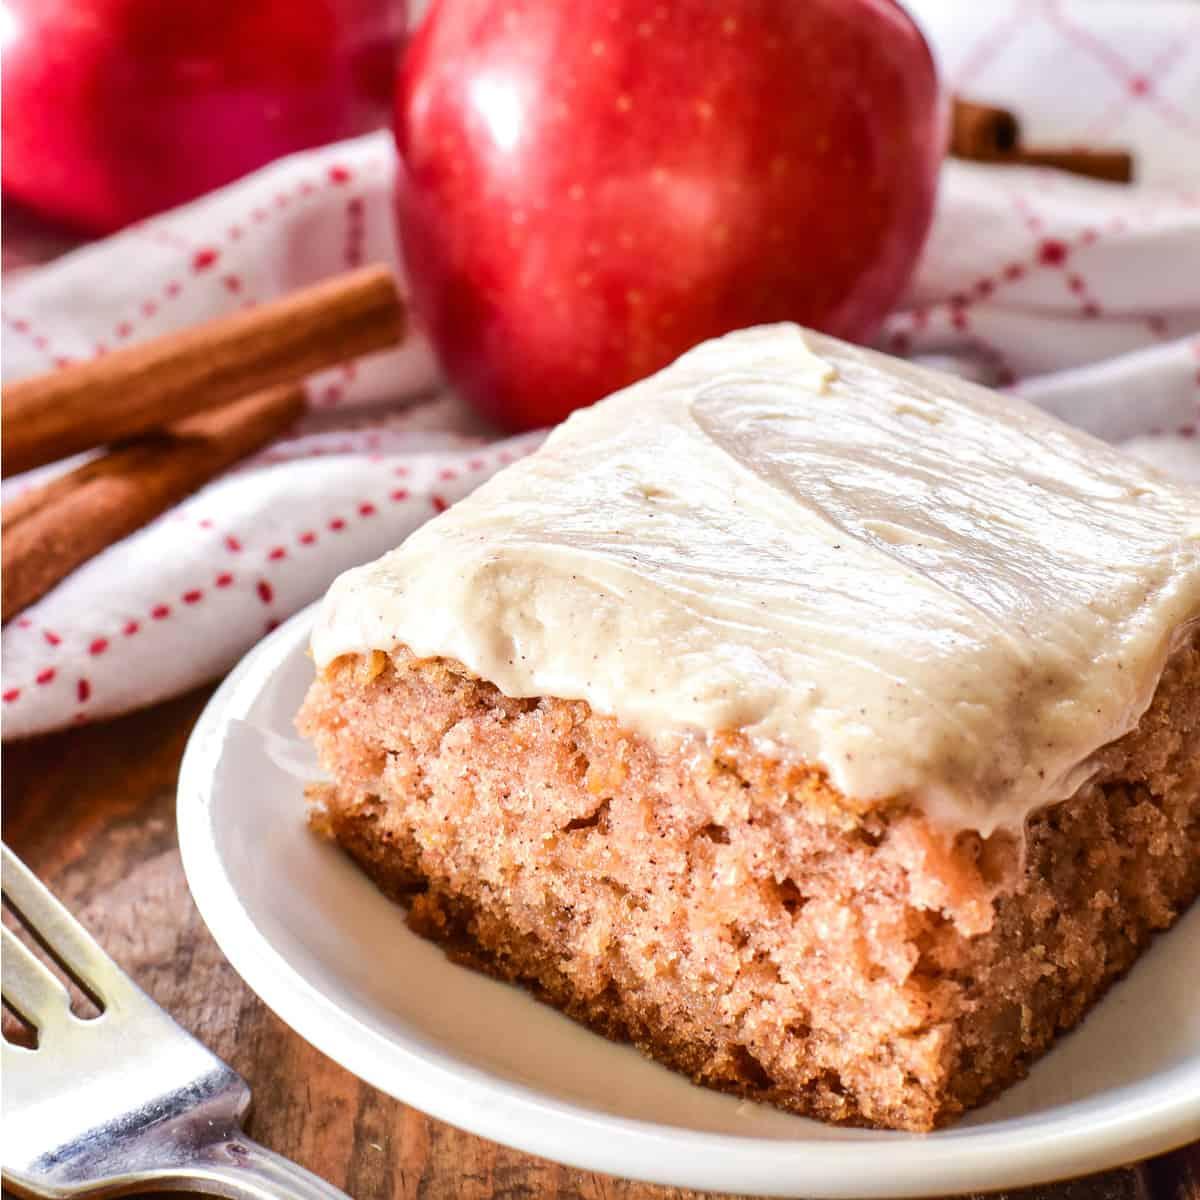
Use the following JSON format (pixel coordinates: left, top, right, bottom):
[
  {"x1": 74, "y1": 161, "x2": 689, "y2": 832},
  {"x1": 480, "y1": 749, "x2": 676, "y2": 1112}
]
[{"x1": 1, "y1": 0, "x2": 404, "y2": 234}]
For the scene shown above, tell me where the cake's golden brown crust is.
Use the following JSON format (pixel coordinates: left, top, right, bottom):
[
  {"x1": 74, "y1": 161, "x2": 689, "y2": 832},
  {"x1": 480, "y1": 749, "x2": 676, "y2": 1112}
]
[{"x1": 297, "y1": 635, "x2": 1200, "y2": 1132}]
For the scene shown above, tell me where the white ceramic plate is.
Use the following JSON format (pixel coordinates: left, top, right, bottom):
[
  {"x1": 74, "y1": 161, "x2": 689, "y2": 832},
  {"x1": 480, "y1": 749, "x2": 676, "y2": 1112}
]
[{"x1": 178, "y1": 606, "x2": 1200, "y2": 1198}]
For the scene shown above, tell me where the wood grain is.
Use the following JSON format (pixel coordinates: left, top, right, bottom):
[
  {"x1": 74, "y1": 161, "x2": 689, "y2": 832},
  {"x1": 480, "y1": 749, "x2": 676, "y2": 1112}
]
[{"x1": 2, "y1": 696, "x2": 1196, "y2": 1200}]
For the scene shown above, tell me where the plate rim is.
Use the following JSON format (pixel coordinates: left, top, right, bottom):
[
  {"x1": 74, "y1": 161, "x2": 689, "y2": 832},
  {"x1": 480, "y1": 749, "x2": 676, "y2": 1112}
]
[{"x1": 177, "y1": 605, "x2": 1200, "y2": 1198}]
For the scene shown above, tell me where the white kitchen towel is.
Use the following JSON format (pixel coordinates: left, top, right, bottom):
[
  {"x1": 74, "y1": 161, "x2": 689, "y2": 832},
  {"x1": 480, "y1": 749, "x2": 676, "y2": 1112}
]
[{"x1": 3, "y1": 0, "x2": 1199, "y2": 739}]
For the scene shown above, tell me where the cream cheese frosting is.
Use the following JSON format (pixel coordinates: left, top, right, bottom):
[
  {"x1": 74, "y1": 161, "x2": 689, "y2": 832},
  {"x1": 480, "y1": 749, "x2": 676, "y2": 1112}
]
[{"x1": 311, "y1": 325, "x2": 1200, "y2": 834}]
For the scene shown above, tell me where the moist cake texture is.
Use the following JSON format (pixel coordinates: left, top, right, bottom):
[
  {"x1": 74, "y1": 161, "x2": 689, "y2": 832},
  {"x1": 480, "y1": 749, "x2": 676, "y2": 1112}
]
[
  {"x1": 300, "y1": 635, "x2": 1199, "y2": 1131},
  {"x1": 300, "y1": 325, "x2": 1200, "y2": 1131}
]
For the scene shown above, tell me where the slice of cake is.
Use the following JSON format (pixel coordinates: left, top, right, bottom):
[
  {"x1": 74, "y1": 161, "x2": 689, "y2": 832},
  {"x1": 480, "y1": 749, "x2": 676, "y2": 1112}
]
[{"x1": 298, "y1": 325, "x2": 1200, "y2": 1132}]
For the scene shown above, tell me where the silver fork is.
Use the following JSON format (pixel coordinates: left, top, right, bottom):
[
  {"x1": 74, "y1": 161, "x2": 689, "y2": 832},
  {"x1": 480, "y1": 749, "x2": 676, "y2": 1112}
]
[{"x1": 1, "y1": 842, "x2": 350, "y2": 1199}]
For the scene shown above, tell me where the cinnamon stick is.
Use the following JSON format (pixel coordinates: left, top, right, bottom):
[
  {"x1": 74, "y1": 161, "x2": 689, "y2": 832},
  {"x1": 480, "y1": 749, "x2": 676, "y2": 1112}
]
[
  {"x1": 1, "y1": 383, "x2": 305, "y2": 623},
  {"x1": 950, "y1": 94, "x2": 1134, "y2": 182},
  {"x1": 2, "y1": 265, "x2": 404, "y2": 478},
  {"x1": 950, "y1": 98, "x2": 1021, "y2": 158}
]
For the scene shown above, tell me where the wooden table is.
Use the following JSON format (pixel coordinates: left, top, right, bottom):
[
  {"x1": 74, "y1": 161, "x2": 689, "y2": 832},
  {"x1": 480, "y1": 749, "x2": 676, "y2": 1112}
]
[{"x1": 3, "y1": 692, "x2": 1197, "y2": 1200}]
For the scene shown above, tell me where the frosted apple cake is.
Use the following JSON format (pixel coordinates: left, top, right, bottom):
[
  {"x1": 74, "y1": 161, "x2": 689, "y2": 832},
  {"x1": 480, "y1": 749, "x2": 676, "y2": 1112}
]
[{"x1": 298, "y1": 325, "x2": 1200, "y2": 1131}]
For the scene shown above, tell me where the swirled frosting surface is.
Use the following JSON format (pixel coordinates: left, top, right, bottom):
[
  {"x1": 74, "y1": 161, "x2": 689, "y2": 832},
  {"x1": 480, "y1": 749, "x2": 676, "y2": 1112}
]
[{"x1": 312, "y1": 325, "x2": 1200, "y2": 832}]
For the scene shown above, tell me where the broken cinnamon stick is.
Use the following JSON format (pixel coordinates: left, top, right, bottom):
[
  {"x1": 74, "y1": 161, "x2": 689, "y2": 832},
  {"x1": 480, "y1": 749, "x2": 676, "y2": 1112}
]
[
  {"x1": 2, "y1": 265, "x2": 404, "y2": 478},
  {"x1": 1, "y1": 383, "x2": 305, "y2": 623}
]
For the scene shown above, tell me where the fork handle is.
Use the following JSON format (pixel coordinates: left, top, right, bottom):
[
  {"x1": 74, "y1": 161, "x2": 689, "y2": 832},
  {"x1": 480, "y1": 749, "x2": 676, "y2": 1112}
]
[{"x1": 171, "y1": 1134, "x2": 352, "y2": 1200}]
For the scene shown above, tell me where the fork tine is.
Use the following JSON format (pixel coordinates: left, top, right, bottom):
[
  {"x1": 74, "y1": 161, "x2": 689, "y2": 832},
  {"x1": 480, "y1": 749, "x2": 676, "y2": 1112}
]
[
  {"x1": 1, "y1": 843, "x2": 125, "y2": 1007},
  {"x1": 1, "y1": 924, "x2": 72, "y2": 1032}
]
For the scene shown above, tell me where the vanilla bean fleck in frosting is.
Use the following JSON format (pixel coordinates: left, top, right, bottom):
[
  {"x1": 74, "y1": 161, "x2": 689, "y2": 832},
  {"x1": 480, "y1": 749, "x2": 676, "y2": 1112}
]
[{"x1": 311, "y1": 325, "x2": 1200, "y2": 833}]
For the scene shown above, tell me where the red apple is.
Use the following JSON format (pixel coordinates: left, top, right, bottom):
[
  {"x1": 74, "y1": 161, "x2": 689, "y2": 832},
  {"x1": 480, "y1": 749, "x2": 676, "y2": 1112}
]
[
  {"x1": 395, "y1": 0, "x2": 943, "y2": 432},
  {"x1": 0, "y1": 0, "x2": 405, "y2": 234}
]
